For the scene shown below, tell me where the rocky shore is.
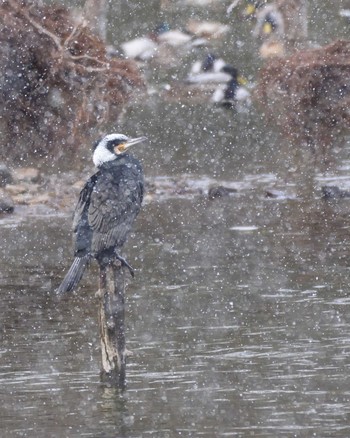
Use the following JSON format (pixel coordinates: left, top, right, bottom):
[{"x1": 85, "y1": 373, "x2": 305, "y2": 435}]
[
  {"x1": 0, "y1": 165, "x2": 81, "y2": 214},
  {"x1": 1, "y1": 163, "x2": 325, "y2": 218},
  {"x1": 0, "y1": 164, "x2": 240, "y2": 217}
]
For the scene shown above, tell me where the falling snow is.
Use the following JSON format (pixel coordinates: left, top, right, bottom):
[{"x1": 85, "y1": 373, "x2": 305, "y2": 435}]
[{"x1": 1, "y1": 1, "x2": 350, "y2": 437}]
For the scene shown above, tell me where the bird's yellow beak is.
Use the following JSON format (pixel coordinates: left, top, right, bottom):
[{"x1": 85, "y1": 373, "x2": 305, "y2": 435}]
[
  {"x1": 238, "y1": 75, "x2": 248, "y2": 86},
  {"x1": 115, "y1": 136, "x2": 147, "y2": 154},
  {"x1": 245, "y1": 4, "x2": 256, "y2": 16},
  {"x1": 263, "y1": 22, "x2": 273, "y2": 34}
]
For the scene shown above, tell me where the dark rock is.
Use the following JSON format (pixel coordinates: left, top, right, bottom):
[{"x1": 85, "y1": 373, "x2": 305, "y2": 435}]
[
  {"x1": 265, "y1": 189, "x2": 285, "y2": 198},
  {"x1": 208, "y1": 185, "x2": 237, "y2": 200},
  {"x1": 0, "y1": 163, "x2": 13, "y2": 187},
  {"x1": 0, "y1": 189, "x2": 14, "y2": 213},
  {"x1": 321, "y1": 186, "x2": 350, "y2": 199}
]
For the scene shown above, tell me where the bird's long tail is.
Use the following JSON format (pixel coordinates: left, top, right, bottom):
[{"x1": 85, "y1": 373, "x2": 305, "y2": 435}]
[{"x1": 56, "y1": 255, "x2": 90, "y2": 294}]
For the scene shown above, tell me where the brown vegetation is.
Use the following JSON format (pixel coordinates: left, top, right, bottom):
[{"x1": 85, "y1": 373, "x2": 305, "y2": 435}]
[
  {"x1": 255, "y1": 40, "x2": 350, "y2": 151},
  {"x1": 0, "y1": 0, "x2": 143, "y2": 162}
]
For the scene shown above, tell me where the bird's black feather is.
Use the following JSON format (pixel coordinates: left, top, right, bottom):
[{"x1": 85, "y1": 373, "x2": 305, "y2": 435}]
[{"x1": 57, "y1": 145, "x2": 144, "y2": 294}]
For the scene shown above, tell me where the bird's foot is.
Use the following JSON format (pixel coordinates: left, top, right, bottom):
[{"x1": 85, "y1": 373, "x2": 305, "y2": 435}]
[{"x1": 114, "y1": 254, "x2": 135, "y2": 278}]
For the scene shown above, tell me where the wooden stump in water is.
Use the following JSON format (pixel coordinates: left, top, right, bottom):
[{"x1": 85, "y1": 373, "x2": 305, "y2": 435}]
[{"x1": 98, "y1": 261, "x2": 126, "y2": 390}]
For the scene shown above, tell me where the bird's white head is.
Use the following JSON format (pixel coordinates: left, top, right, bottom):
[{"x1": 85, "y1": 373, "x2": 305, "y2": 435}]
[{"x1": 92, "y1": 133, "x2": 147, "y2": 167}]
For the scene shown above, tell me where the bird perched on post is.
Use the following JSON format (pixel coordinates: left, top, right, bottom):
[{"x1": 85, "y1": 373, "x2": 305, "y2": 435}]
[{"x1": 57, "y1": 133, "x2": 147, "y2": 294}]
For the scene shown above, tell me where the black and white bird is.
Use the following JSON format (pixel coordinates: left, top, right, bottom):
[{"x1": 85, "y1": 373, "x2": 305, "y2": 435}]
[
  {"x1": 57, "y1": 133, "x2": 146, "y2": 294},
  {"x1": 211, "y1": 65, "x2": 251, "y2": 107},
  {"x1": 186, "y1": 53, "x2": 230, "y2": 84}
]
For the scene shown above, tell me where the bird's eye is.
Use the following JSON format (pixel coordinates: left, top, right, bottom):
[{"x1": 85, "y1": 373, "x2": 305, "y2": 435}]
[{"x1": 115, "y1": 143, "x2": 126, "y2": 154}]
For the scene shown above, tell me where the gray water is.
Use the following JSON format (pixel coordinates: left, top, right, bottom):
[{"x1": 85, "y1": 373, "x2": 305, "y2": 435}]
[
  {"x1": 2, "y1": 192, "x2": 350, "y2": 437},
  {"x1": 2, "y1": 0, "x2": 350, "y2": 437}
]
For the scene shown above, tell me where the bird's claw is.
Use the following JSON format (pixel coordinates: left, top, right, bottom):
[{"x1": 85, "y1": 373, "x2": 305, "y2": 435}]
[{"x1": 115, "y1": 254, "x2": 135, "y2": 277}]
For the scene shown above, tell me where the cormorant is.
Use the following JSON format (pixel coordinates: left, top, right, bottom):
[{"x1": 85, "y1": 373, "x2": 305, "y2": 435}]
[{"x1": 57, "y1": 133, "x2": 146, "y2": 294}]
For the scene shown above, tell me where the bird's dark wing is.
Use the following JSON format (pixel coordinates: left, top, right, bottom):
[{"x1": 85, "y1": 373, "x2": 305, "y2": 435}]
[
  {"x1": 72, "y1": 172, "x2": 100, "y2": 257},
  {"x1": 88, "y1": 163, "x2": 143, "y2": 254}
]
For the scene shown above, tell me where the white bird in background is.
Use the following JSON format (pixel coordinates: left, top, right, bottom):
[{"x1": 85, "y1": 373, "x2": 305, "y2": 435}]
[
  {"x1": 120, "y1": 23, "x2": 198, "y2": 61},
  {"x1": 186, "y1": 53, "x2": 232, "y2": 84}
]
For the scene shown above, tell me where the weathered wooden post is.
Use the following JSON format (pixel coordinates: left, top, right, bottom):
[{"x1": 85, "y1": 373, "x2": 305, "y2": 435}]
[{"x1": 98, "y1": 261, "x2": 127, "y2": 390}]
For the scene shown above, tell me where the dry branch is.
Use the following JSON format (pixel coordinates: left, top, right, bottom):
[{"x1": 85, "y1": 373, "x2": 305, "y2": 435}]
[
  {"x1": 0, "y1": 0, "x2": 144, "y2": 162},
  {"x1": 255, "y1": 40, "x2": 350, "y2": 150}
]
